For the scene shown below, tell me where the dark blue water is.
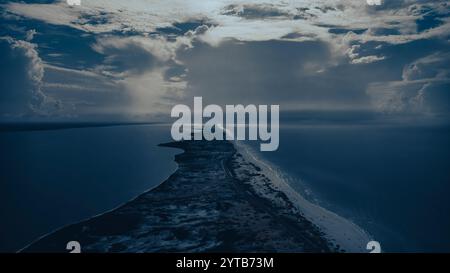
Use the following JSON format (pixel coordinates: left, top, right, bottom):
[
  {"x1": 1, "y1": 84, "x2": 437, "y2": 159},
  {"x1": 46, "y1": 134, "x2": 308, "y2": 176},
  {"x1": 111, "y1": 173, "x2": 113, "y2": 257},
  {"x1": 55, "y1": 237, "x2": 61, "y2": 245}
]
[
  {"x1": 2, "y1": 122, "x2": 449, "y2": 253},
  {"x1": 0, "y1": 124, "x2": 179, "y2": 252},
  {"x1": 248, "y1": 124, "x2": 450, "y2": 252}
]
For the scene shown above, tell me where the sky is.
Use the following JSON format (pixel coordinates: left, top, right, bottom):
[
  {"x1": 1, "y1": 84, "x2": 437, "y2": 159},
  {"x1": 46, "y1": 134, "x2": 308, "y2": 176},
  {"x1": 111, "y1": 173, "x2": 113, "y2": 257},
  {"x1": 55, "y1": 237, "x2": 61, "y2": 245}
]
[{"x1": 0, "y1": 0, "x2": 449, "y2": 122}]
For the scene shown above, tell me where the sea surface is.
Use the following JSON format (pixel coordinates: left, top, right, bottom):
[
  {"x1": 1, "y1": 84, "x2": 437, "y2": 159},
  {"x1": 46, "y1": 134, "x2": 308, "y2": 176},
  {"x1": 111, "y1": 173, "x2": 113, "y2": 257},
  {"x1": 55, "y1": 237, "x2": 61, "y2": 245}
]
[
  {"x1": 1, "y1": 122, "x2": 449, "y2": 253},
  {"x1": 0, "y1": 124, "x2": 178, "y2": 252},
  {"x1": 245, "y1": 123, "x2": 450, "y2": 252}
]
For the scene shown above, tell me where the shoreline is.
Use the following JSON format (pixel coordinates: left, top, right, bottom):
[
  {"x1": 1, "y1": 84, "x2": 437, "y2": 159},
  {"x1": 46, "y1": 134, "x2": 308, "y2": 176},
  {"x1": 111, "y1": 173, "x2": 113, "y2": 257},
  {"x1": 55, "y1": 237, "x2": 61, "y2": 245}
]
[
  {"x1": 17, "y1": 144, "x2": 183, "y2": 253},
  {"x1": 234, "y1": 142, "x2": 372, "y2": 252},
  {"x1": 21, "y1": 139, "x2": 361, "y2": 253}
]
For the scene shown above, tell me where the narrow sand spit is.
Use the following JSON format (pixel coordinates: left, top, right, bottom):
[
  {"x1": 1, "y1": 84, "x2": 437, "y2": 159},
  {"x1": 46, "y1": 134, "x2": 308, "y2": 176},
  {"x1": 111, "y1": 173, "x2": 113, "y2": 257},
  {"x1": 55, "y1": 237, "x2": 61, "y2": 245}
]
[{"x1": 22, "y1": 139, "x2": 368, "y2": 253}]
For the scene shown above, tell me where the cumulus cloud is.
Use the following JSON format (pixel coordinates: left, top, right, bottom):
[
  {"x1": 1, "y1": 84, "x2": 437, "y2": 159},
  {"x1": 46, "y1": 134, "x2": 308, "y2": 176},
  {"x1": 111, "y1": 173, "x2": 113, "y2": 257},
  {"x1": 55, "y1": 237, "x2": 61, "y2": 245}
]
[
  {"x1": 91, "y1": 35, "x2": 189, "y2": 77},
  {"x1": 367, "y1": 52, "x2": 450, "y2": 114},
  {"x1": 0, "y1": 36, "x2": 61, "y2": 119},
  {"x1": 25, "y1": 29, "x2": 36, "y2": 41},
  {"x1": 4, "y1": 0, "x2": 448, "y2": 77},
  {"x1": 89, "y1": 35, "x2": 189, "y2": 116},
  {"x1": 5, "y1": 0, "x2": 449, "y2": 47},
  {"x1": 1, "y1": 0, "x2": 449, "y2": 121},
  {"x1": 351, "y1": 55, "x2": 386, "y2": 64},
  {"x1": 346, "y1": 44, "x2": 386, "y2": 64}
]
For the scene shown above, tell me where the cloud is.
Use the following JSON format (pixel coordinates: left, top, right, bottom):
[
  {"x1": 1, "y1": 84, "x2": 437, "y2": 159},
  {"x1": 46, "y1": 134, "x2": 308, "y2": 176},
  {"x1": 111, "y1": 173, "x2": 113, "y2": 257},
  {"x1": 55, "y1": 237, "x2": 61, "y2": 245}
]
[
  {"x1": 42, "y1": 61, "x2": 181, "y2": 120},
  {"x1": 89, "y1": 35, "x2": 189, "y2": 116},
  {"x1": 119, "y1": 68, "x2": 187, "y2": 115},
  {"x1": 0, "y1": 15, "x2": 192, "y2": 120},
  {"x1": 367, "y1": 52, "x2": 450, "y2": 115},
  {"x1": 5, "y1": 0, "x2": 449, "y2": 47},
  {"x1": 351, "y1": 55, "x2": 386, "y2": 64},
  {"x1": 0, "y1": 36, "x2": 61, "y2": 119},
  {"x1": 91, "y1": 35, "x2": 188, "y2": 77},
  {"x1": 5, "y1": 0, "x2": 448, "y2": 74},
  {"x1": 177, "y1": 39, "x2": 387, "y2": 110},
  {"x1": 402, "y1": 52, "x2": 450, "y2": 80},
  {"x1": 1, "y1": 0, "x2": 449, "y2": 122},
  {"x1": 221, "y1": 3, "x2": 296, "y2": 20},
  {"x1": 25, "y1": 29, "x2": 36, "y2": 41},
  {"x1": 346, "y1": 44, "x2": 386, "y2": 64}
]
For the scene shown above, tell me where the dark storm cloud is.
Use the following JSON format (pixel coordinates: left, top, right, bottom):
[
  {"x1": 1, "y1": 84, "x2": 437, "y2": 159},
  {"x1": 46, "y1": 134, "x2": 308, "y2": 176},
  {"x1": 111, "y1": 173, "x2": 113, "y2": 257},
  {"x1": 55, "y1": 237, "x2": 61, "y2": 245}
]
[
  {"x1": 177, "y1": 39, "x2": 383, "y2": 109},
  {"x1": 176, "y1": 34, "x2": 450, "y2": 118},
  {"x1": 92, "y1": 38, "x2": 160, "y2": 76}
]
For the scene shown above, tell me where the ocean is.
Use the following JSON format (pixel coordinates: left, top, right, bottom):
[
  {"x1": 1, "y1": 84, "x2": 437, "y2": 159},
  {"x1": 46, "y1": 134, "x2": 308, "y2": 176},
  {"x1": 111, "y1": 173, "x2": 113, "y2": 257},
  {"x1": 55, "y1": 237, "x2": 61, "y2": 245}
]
[
  {"x1": 1, "y1": 122, "x2": 449, "y2": 252},
  {"x1": 0, "y1": 124, "x2": 179, "y2": 252},
  {"x1": 245, "y1": 123, "x2": 450, "y2": 252}
]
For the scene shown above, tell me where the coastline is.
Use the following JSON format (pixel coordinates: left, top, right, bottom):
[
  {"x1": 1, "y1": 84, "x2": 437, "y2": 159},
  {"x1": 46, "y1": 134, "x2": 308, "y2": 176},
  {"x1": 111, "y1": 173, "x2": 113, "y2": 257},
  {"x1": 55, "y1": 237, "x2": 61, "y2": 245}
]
[
  {"x1": 21, "y1": 139, "x2": 364, "y2": 253},
  {"x1": 17, "y1": 146, "x2": 182, "y2": 254},
  {"x1": 234, "y1": 142, "x2": 372, "y2": 252}
]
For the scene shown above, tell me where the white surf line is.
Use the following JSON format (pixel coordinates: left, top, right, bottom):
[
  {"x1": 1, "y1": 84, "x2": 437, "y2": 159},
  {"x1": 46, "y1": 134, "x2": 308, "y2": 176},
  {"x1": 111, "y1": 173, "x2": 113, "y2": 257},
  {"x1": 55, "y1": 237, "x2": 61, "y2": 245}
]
[{"x1": 234, "y1": 141, "x2": 372, "y2": 253}]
